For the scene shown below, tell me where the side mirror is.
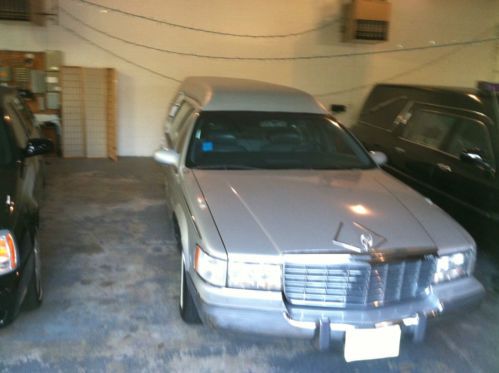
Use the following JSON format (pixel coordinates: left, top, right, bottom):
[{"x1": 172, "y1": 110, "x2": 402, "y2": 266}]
[
  {"x1": 25, "y1": 138, "x2": 53, "y2": 157},
  {"x1": 370, "y1": 151, "x2": 387, "y2": 166},
  {"x1": 154, "y1": 148, "x2": 180, "y2": 168}
]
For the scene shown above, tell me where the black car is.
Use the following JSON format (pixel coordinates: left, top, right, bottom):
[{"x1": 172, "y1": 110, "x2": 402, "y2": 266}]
[
  {"x1": 0, "y1": 87, "x2": 53, "y2": 326},
  {"x1": 351, "y1": 82, "x2": 499, "y2": 249}
]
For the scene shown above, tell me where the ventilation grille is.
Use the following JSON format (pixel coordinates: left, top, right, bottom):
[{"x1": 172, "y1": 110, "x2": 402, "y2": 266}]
[
  {"x1": 355, "y1": 20, "x2": 389, "y2": 41},
  {"x1": 0, "y1": 0, "x2": 30, "y2": 21},
  {"x1": 284, "y1": 256, "x2": 436, "y2": 308}
]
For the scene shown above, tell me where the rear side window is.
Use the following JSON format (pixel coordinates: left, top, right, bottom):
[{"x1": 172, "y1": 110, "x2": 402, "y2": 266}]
[
  {"x1": 12, "y1": 96, "x2": 35, "y2": 135},
  {"x1": 445, "y1": 119, "x2": 495, "y2": 167},
  {"x1": 360, "y1": 96, "x2": 408, "y2": 130},
  {"x1": 166, "y1": 102, "x2": 194, "y2": 148},
  {"x1": 175, "y1": 113, "x2": 197, "y2": 153},
  {"x1": 401, "y1": 110, "x2": 457, "y2": 150}
]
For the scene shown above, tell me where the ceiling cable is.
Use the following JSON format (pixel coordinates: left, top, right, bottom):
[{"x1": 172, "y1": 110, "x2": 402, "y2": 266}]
[
  {"x1": 59, "y1": 22, "x2": 182, "y2": 82},
  {"x1": 60, "y1": 7, "x2": 498, "y2": 62},
  {"x1": 59, "y1": 19, "x2": 492, "y2": 98},
  {"x1": 315, "y1": 28, "x2": 496, "y2": 97},
  {"x1": 59, "y1": 14, "x2": 497, "y2": 97},
  {"x1": 71, "y1": 0, "x2": 338, "y2": 38}
]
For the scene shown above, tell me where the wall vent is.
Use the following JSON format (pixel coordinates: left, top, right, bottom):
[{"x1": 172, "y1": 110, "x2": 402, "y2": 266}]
[
  {"x1": 0, "y1": 0, "x2": 30, "y2": 21},
  {"x1": 344, "y1": 0, "x2": 391, "y2": 42},
  {"x1": 0, "y1": 0, "x2": 47, "y2": 25}
]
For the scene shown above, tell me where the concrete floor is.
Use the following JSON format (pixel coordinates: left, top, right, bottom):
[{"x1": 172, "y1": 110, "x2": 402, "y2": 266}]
[{"x1": 0, "y1": 158, "x2": 498, "y2": 372}]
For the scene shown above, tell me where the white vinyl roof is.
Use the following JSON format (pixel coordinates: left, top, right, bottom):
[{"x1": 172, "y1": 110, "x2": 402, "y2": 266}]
[{"x1": 179, "y1": 76, "x2": 328, "y2": 114}]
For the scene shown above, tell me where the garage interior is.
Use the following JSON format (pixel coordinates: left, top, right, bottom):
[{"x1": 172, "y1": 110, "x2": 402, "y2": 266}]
[{"x1": 0, "y1": 0, "x2": 498, "y2": 371}]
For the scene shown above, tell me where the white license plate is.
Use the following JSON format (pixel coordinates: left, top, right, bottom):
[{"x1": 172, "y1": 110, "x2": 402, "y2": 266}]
[{"x1": 344, "y1": 325, "x2": 401, "y2": 362}]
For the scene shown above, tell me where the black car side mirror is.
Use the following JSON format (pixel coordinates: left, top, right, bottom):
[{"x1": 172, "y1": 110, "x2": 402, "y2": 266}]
[{"x1": 25, "y1": 138, "x2": 54, "y2": 158}]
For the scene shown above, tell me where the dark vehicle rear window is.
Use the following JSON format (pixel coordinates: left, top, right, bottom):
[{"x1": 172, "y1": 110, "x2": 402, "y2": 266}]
[
  {"x1": 186, "y1": 111, "x2": 374, "y2": 170},
  {"x1": 360, "y1": 95, "x2": 408, "y2": 130}
]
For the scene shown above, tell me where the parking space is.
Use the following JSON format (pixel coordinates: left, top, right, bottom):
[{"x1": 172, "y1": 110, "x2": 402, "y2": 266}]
[{"x1": 0, "y1": 158, "x2": 498, "y2": 372}]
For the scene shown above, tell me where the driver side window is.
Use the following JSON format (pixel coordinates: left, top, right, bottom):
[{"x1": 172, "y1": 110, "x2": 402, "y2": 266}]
[
  {"x1": 401, "y1": 109, "x2": 457, "y2": 150},
  {"x1": 444, "y1": 119, "x2": 495, "y2": 168}
]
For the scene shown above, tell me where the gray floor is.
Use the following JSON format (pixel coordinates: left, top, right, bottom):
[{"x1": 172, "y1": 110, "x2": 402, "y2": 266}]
[{"x1": 1, "y1": 158, "x2": 498, "y2": 372}]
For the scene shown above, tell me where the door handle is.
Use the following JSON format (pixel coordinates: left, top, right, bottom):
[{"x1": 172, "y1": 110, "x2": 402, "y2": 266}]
[
  {"x1": 394, "y1": 147, "x2": 406, "y2": 154},
  {"x1": 437, "y1": 163, "x2": 452, "y2": 173}
]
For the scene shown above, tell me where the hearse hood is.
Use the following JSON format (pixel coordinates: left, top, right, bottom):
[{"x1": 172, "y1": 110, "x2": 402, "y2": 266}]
[{"x1": 192, "y1": 169, "x2": 473, "y2": 261}]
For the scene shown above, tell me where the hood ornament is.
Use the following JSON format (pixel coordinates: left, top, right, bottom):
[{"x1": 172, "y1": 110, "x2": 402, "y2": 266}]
[
  {"x1": 333, "y1": 222, "x2": 386, "y2": 253},
  {"x1": 360, "y1": 232, "x2": 374, "y2": 251}
]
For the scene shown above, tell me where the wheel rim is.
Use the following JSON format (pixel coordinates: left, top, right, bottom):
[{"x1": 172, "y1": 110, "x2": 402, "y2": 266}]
[
  {"x1": 180, "y1": 256, "x2": 184, "y2": 310},
  {"x1": 33, "y1": 236, "x2": 43, "y2": 300}
]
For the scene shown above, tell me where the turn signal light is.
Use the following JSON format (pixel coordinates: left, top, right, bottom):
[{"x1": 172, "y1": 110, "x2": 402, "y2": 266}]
[{"x1": 0, "y1": 230, "x2": 18, "y2": 275}]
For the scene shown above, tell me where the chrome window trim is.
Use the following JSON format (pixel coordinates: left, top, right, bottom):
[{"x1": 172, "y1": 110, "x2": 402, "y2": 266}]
[{"x1": 408, "y1": 101, "x2": 495, "y2": 124}]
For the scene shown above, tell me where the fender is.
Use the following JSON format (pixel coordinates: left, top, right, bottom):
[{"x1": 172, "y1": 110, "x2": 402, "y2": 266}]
[{"x1": 173, "y1": 200, "x2": 195, "y2": 269}]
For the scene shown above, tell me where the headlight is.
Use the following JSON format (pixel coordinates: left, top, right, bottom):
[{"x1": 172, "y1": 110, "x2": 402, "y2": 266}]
[
  {"x1": 0, "y1": 230, "x2": 18, "y2": 275},
  {"x1": 194, "y1": 245, "x2": 227, "y2": 287},
  {"x1": 433, "y1": 249, "x2": 475, "y2": 284},
  {"x1": 228, "y1": 261, "x2": 282, "y2": 291}
]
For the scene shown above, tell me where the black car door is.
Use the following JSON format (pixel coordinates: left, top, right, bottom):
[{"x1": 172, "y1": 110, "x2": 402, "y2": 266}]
[
  {"x1": 431, "y1": 113, "x2": 497, "y2": 221},
  {"x1": 387, "y1": 103, "x2": 458, "y2": 196},
  {"x1": 2, "y1": 97, "x2": 34, "y2": 263}
]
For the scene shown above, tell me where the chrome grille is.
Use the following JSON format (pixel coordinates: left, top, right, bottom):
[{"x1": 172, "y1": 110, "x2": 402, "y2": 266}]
[{"x1": 283, "y1": 256, "x2": 436, "y2": 308}]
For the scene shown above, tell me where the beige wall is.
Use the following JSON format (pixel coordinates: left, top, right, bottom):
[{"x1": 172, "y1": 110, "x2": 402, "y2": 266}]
[{"x1": 1, "y1": 0, "x2": 498, "y2": 156}]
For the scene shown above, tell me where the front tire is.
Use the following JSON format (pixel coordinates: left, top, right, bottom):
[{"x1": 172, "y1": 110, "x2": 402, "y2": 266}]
[
  {"x1": 179, "y1": 256, "x2": 201, "y2": 324},
  {"x1": 24, "y1": 233, "x2": 43, "y2": 310},
  {"x1": 173, "y1": 216, "x2": 182, "y2": 253}
]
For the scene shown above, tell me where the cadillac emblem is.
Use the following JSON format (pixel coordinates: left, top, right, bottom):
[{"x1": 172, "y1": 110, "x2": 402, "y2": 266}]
[{"x1": 333, "y1": 222, "x2": 386, "y2": 253}]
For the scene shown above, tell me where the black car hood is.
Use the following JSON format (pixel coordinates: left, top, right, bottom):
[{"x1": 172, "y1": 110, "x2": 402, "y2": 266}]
[{"x1": 0, "y1": 168, "x2": 15, "y2": 229}]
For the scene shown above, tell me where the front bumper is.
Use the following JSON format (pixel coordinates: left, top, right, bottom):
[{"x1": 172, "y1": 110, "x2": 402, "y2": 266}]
[
  {"x1": 0, "y1": 270, "x2": 22, "y2": 326},
  {"x1": 0, "y1": 252, "x2": 34, "y2": 326},
  {"x1": 189, "y1": 273, "x2": 485, "y2": 349}
]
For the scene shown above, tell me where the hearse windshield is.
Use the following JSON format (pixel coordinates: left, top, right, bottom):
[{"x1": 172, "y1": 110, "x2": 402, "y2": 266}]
[{"x1": 186, "y1": 111, "x2": 374, "y2": 170}]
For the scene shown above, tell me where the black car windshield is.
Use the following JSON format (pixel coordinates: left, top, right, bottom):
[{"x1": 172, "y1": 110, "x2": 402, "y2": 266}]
[{"x1": 185, "y1": 111, "x2": 374, "y2": 170}]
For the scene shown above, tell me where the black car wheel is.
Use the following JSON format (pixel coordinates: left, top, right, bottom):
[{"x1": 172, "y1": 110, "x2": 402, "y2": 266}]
[
  {"x1": 179, "y1": 256, "x2": 201, "y2": 324},
  {"x1": 24, "y1": 233, "x2": 43, "y2": 310}
]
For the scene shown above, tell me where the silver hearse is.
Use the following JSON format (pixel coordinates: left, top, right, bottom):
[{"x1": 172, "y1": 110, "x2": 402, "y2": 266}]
[{"x1": 154, "y1": 77, "x2": 484, "y2": 362}]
